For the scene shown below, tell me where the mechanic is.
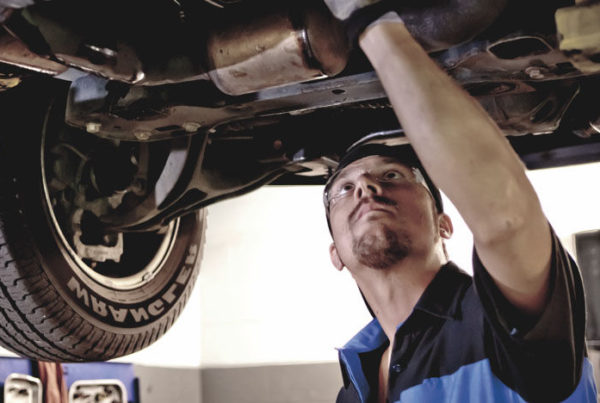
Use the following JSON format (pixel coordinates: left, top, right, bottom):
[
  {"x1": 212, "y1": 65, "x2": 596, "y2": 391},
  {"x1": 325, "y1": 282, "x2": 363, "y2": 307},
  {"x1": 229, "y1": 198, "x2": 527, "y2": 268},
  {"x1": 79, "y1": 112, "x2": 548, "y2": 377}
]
[{"x1": 321, "y1": 1, "x2": 598, "y2": 402}]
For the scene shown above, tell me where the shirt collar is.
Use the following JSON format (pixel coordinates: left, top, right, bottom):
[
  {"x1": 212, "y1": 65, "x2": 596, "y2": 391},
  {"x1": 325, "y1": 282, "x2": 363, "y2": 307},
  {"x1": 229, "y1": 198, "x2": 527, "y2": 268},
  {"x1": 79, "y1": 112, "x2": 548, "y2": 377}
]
[
  {"x1": 413, "y1": 261, "x2": 470, "y2": 321},
  {"x1": 336, "y1": 262, "x2": 471, "y2": 398},
  {"x1": 337, "y1": 319, "x2": 388, "y2": 402},
  {"x1": 341, "y1": 261, "x2": 470, "y2": 354}
]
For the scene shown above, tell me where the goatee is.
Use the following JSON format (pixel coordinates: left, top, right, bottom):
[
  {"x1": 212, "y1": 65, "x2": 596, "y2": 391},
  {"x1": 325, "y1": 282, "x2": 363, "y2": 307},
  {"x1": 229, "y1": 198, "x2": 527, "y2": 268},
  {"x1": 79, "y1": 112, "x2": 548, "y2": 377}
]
[{"x1": 353, "y1": 226, "x2": 411, "y2": 269}]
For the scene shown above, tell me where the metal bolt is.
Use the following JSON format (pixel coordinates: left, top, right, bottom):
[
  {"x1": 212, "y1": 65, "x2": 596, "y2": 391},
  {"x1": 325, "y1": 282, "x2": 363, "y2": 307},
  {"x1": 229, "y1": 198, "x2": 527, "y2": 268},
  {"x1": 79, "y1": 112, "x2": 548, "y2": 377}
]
[
  {"x1": 525, "y1": 67, "x2": 545, "y2": 79},
  {"x1": 183, "y1": 122, "x2": 202, "y2": 133},
  {"x1": 134, "y1": 130, "x2": 152, "y2": 141},
  {"x1": 86, "y1": 122, "x2": 102, "y2": 134}
]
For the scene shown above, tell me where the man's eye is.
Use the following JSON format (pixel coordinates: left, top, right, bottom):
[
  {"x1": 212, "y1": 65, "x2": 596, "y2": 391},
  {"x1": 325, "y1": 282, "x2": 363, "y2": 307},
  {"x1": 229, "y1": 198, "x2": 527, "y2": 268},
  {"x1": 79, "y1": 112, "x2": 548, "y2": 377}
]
[
  {"x1": 336, "y1": 183, "x2": 354, "y2": 196},
  {"x1": 341, "y1": 183, "x2": 354, "y2": 192},
  {"x1": 382, "y1": 170, "x2": 405, "y2": 181}
]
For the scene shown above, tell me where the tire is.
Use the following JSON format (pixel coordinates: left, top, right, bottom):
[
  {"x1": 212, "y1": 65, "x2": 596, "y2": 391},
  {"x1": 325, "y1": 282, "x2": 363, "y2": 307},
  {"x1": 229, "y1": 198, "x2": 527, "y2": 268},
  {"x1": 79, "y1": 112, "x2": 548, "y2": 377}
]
[{"x1": 0, "y1": 79, "x2": 206, "y2": 361}]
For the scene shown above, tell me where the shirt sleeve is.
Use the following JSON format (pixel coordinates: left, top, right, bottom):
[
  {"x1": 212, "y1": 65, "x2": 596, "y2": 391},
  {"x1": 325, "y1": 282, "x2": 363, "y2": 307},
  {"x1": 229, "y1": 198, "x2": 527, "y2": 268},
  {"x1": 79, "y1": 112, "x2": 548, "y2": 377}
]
[{"x1": 472, "y1": 224, "x2": 587, "y2": 402}]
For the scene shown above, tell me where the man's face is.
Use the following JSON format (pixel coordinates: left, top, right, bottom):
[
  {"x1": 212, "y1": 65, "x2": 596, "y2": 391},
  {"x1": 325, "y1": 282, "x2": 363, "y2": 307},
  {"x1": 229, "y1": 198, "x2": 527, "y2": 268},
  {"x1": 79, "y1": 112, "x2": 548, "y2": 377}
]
[{"x1": 327, "y1": 155, "x2": 441, "y2": 270}]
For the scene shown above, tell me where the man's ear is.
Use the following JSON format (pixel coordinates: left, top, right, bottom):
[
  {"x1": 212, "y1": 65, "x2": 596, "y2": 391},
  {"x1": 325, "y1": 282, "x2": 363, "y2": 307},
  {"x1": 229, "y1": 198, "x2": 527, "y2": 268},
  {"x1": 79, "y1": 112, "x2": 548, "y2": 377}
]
[
  {"x1": 438, "y1": 213, "x2": 454, "y2": 239},
  {"x1": 329, "y1": 243, "x2": 344, "y2": 271}
]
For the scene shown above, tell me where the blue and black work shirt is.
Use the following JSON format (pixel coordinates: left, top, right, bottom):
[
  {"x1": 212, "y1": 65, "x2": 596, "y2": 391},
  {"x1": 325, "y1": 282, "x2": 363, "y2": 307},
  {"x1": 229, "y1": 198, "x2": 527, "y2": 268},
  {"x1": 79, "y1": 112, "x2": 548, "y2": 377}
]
[{"x1": 336, "y1": 229, "x2": 598, "y2": 402}]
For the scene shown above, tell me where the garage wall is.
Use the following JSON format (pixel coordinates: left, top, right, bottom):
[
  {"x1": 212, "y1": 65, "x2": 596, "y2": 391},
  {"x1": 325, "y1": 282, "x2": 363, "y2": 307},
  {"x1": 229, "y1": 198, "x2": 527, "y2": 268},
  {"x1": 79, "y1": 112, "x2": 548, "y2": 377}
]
[
  {"x1": 135, "y1": 365, "x2": 202, "y2": 403},
  {"x1": 528, "y1": 162, "x2": 600, "y2": 237},
  {"x1": 201, "y1": 362, "x2": 340, "y2": 403}
]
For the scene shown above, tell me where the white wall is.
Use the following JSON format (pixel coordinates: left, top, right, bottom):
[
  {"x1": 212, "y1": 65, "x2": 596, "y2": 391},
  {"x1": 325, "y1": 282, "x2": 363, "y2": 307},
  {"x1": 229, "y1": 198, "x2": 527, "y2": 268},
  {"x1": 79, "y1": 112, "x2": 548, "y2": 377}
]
[
  {"x1": 528, "y1": 163, "x2": 600, "y2": 238},
  {"x1": 199, "y1": 185, "x2": 369, "y2": 367}
]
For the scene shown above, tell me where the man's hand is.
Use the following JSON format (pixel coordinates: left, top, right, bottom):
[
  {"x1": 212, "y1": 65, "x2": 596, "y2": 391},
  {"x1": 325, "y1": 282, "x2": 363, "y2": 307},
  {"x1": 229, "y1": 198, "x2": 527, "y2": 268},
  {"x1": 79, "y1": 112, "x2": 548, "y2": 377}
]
[
  {"x1": 324, "y1": 0, "x2": 383, "y2": 20},
  {"x1": 323, "y1": 0, "x2": 398, "y2": 44}
]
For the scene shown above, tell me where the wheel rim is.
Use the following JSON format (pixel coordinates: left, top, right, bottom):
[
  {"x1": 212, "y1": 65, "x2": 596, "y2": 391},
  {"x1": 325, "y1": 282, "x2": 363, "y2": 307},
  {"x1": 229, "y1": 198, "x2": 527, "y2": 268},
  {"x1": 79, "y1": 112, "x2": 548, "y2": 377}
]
[{"x1": 40, "y1": 109, "x2": 181, "y2": 292}]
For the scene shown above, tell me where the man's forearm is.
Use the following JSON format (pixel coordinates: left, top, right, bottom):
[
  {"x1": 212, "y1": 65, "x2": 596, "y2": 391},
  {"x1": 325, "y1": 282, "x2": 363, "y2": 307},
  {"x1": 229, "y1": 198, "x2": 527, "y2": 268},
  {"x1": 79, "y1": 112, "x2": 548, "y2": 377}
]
[{"x1": 359, "y1": 21, "x2": 538, "y2": 244}]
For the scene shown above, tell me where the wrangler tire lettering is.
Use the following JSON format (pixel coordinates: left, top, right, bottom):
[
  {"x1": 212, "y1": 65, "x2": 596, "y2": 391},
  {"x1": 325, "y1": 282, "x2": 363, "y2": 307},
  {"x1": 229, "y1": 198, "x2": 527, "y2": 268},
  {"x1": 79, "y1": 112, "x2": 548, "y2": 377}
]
[
  {"x1": 67, "y1": 276, "x2": 187, "y2": 324},
  {"x1": 130, "y1": 307, "x2": 150, "y2": 323},
  {"x1": 109, "y1": 306, "x2": 128, "y2": 323},
  {"x1": 148, "y1": 300, "x2": 165, "y2": 316},
  {"x1": 91, "y1": 295, "x2": 108, "y2": 317},
  {"x1": 176, "y1": 266, "x2": 192, "y2": 285},
  {"x1": 162, "y1": 284, "x2": 178, "y2": 304},
  {"x1": 185, "y1": 244, "x2": 198, "y2": 265},
  {"x1": 67, "y1": 277, "x2": 89, "y2": 307}
]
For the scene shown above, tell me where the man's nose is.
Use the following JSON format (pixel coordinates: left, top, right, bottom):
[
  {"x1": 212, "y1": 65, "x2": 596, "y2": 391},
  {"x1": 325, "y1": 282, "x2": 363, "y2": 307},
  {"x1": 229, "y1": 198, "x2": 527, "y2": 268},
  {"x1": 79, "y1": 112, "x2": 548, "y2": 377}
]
[{"x1": 354, "y1": 175, "x2": 381, "y2": 199}]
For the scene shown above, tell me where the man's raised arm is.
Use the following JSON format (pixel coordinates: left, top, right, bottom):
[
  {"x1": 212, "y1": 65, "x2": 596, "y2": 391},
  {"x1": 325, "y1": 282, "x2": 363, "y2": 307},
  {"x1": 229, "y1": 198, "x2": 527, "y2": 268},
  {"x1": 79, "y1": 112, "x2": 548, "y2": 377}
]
[{"x1": 359, "y1": 19, "x2": 552, "y2": 316}]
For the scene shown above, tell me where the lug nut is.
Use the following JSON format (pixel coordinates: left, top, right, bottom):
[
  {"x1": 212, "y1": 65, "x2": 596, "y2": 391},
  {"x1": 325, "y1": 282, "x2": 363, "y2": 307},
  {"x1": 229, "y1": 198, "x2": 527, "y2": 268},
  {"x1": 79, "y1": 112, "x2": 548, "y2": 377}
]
[
  {"x1": 525, "y1": 67, "x2": 545, "y2": 79},
  {"x1": 134, "y1": 130, "x2": 152, "y2": 141},
  {"x1": 183, "y1": 122, "x2": 202, "y2": 132},
  {"x1": 86, "y1": 122, "x2": 102, "y2": 134}
]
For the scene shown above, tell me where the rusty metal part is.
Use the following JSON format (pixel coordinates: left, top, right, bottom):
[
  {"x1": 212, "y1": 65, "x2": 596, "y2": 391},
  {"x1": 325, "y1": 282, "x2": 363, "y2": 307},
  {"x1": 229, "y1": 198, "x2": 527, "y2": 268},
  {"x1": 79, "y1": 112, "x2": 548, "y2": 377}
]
[
  {"x1": 206, "y1": 3, "x2": 349, "y2": 95},
  {"x1": 0, "y1": 29, "x2": 67, "y2": 75},
  {"x1": 556, "y1": 2, "x2": 600, "y2": 73}
]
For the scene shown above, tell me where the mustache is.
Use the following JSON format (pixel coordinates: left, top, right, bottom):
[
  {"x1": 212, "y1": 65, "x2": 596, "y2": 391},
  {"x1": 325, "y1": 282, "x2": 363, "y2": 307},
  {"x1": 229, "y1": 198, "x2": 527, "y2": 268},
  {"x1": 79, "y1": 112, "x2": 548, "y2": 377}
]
[{"x1": 349, "y1": 195, "x2": 397, "y2": 223}]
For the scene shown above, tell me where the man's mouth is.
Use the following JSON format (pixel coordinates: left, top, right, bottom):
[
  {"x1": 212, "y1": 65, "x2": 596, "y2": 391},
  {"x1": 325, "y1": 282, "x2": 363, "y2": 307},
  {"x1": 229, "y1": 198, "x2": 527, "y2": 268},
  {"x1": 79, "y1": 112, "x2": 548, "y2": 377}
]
[
  {"x1": 349, "y1": 196, "x2": 397, "y2": 223},
  {"x1": 358, "y1": 206, "x2": 392, "y2": 220}
]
